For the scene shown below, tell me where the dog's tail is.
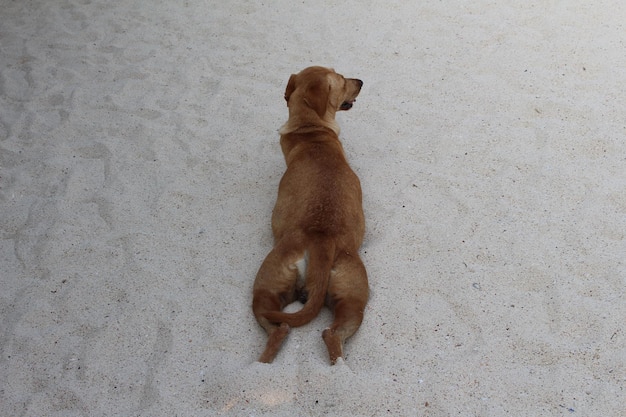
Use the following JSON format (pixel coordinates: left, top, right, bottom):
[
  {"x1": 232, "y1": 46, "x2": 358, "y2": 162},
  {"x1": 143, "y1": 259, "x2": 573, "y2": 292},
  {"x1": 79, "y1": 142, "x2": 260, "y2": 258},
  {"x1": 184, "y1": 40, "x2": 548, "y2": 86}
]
[{"x1": 263, "y1": 236, "x2": 335, "y2": 327}]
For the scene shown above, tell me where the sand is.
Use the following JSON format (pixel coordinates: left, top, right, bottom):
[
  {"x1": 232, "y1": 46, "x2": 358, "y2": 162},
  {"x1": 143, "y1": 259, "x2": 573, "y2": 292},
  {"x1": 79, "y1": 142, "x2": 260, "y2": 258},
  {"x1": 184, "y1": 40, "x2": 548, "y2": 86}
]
[{"x1": 1, "y1": 0, "x2": 625, "y2": 415}]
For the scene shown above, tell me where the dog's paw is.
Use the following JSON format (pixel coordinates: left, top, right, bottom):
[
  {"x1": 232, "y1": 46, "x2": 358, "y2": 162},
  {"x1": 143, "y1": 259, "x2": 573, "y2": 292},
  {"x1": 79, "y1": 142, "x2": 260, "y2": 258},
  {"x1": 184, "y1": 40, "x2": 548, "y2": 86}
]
[
  {"x1": 322, "y1": 328, "x2": 344, "y2": 365},
  {"x1": 333, "y1": 356, "x2": 345, "y2": 366}
]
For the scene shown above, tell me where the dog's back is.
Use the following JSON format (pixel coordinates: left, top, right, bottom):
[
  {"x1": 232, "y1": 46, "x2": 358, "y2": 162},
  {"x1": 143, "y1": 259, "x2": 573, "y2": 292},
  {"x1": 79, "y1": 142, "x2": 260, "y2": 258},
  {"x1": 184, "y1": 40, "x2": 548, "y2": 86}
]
[{"x1": 263, "y1": 126, "x2": 365, "y2": 326}]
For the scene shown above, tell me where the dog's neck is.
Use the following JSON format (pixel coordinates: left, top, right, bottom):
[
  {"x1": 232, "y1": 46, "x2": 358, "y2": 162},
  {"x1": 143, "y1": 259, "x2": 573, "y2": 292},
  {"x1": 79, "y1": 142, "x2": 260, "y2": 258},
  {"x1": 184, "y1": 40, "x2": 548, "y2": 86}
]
[
  {"x1": 279, "y1": 107, "x2": 340, "y2": 136},
  {"x1": 279, "y1": 124, "x2": 345, "y2": 166},
  {"x1": 279, "y1": 122, "x2": 339, "y2": 136}
]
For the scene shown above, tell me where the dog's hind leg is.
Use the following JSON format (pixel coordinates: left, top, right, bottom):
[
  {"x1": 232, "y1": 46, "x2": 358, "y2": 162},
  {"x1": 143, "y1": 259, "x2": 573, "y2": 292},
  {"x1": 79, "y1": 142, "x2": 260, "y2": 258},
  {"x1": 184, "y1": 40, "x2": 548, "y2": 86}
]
[
  {"x1": 258, "y1": 319, "x2": 290, "y2": 363},
  {"x1": 252, "y1": 247, "x2": 299, "y2": 363},
  {"x1": 323, "y1": 252, "x2": 369, "y2": 365}
]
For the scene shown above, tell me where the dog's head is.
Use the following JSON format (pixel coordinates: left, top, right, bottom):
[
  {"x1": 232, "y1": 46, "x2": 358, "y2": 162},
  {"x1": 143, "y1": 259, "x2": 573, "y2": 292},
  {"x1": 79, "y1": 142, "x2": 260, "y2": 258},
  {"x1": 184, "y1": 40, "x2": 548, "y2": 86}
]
[{"x1": 283, "y1": 66, "x2": 363, "y2": 121}]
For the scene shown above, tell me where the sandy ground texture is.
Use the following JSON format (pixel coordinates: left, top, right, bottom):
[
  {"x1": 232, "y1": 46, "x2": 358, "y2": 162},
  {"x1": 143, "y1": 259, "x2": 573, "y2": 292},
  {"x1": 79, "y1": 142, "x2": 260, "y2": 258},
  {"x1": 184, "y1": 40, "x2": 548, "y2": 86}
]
[{"x1": 1, "y1": 0, "x2": 625, "y2": 416}]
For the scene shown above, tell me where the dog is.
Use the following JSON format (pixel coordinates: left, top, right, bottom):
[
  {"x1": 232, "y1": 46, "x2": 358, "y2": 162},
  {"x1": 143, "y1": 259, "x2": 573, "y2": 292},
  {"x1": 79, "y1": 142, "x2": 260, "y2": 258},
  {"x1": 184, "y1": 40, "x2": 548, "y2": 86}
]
[{"x1": 252, "y1": 66, "x2": 368, "y2": 365}]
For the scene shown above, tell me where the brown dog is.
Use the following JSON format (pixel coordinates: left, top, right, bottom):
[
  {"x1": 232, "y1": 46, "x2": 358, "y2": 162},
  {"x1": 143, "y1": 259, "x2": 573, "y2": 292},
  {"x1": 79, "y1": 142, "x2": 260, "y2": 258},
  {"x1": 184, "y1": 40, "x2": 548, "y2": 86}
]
[{"x1": 253, "y1": 66, "x2": 368, "y2": 365}]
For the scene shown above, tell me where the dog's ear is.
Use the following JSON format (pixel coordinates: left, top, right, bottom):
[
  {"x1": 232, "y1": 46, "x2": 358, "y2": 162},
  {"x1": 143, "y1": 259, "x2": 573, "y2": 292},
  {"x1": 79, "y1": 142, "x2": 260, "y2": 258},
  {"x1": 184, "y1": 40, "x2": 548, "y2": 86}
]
[
  {"x1": 304, "y1": 77, "x2": 330, "y2": 118},
  {"x1": 284, "y1": 74, "x2": 296, "y2": 104}
]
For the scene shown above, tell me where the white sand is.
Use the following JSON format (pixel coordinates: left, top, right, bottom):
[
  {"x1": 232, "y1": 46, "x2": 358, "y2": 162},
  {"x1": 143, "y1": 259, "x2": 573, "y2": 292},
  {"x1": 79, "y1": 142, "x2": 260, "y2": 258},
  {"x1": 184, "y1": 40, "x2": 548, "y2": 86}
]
[{"x1": 1, "y1": 0, "x2": 625, "y2": 415}]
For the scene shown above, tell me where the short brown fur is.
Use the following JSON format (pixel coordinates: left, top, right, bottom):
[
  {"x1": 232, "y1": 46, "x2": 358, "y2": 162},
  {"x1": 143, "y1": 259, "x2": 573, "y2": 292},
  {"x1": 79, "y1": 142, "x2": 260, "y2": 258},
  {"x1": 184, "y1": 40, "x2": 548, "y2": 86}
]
[{"x1": 253, "y1": 66, "x2": 368, "y2": 365}]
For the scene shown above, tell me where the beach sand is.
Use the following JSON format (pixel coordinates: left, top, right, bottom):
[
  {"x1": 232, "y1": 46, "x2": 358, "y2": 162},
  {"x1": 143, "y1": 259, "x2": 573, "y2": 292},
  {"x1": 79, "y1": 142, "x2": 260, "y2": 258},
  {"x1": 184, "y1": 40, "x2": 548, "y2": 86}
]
[{"x1": 1, "y1": 1, "x2": 625, "y2": 415}]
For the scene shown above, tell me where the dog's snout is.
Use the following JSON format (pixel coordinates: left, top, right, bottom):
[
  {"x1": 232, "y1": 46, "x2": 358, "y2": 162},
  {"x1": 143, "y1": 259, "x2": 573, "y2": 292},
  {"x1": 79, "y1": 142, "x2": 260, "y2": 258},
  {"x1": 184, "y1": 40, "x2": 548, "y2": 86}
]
[{"x1": 356, "y1": 79, "x2": 363, "y2": 88}]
